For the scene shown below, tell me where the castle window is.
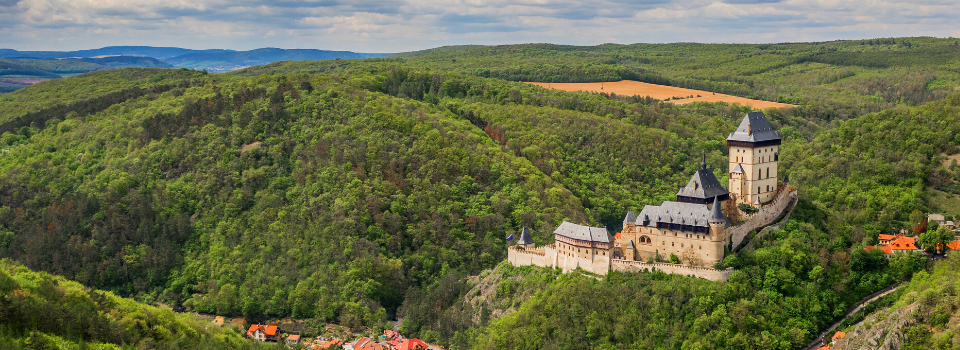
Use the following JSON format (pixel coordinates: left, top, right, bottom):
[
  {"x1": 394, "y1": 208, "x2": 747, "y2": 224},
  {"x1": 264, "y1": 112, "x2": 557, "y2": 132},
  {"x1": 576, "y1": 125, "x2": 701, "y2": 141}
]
[{"x1": 766, "y1": 168, "x2": 769, "y2": 178}]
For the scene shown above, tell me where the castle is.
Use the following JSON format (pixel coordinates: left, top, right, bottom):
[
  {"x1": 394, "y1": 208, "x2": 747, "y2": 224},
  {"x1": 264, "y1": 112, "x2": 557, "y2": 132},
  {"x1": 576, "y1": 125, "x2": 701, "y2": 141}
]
[{"x1": 507, "y1": 112, "x2": 797, "y2": 280}]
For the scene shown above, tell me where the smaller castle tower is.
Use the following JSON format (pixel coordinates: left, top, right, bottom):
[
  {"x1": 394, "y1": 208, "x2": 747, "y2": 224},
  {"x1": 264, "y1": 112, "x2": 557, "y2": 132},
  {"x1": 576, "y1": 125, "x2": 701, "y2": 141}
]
[
  {"x1": 624, "y1": 240, "x2": 636, "y2": 261},
  {"x1": 516, "y1": 226, "x2": 535, "y2": 250},
  {"x1": 709, "y1": 196, "x2": 727, "y2": 240}
]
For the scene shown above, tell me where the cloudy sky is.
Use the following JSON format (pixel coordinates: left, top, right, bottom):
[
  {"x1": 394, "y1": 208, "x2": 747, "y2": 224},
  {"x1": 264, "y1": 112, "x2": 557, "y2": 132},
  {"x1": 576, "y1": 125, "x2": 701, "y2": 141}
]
[{"x1": 1, "y1": 0, "x2": 958, "y2": 53}]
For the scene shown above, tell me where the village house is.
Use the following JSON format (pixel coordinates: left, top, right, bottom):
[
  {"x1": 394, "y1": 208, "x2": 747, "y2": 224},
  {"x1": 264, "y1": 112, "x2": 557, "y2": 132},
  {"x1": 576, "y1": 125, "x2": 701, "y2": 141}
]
[
  {"x1": 314, "y1": 339, "x2": 344, "y2": 349},
  {"x1": 388, "y1": 339, "x2": 428, "y2": 350},
  {"x1": 350, "y1": 336, "x2": 385, "y2": 350},
  {"x1": 246, "y1": 323, "x2": 280, "y2": 342},
  {"x1": 865, "y1": 234, "x2": 922, "y2": 257},
  {"x1": 287, "y1": 334, "x2": 301, "y2": 345}
]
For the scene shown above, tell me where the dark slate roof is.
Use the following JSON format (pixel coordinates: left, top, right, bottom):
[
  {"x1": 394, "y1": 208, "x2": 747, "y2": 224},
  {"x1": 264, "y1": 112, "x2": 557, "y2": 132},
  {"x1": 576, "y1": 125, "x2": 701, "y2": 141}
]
[
  {"x1": 731, "y1": 164, "x2": 744, "y2": 174},
  {"x1": 623, "y1": 211, "x2": 636, "y2": 225},
  {"x1": 709, "y1": 196, "x2": 727, "y2": 224},
  {"x1": 676, "y1": 167, "x2": 729, "y2": 200},
  {"x1": 517, "y1": 226, "x2": 534, "y2": 245},
  {"x1": 636, "y1": 205, "x2": 659, "y2": 227},
  {"x1": 657, "y1": 201, "x2": 714, "y2": 228},
  {"x1": 554, "y1": 221, "x2": 614, "y2": 243},
  {"x1": 626, "y1": 240, "x2": 636, "y2": 249},
  {"x1": 726, "y1": 112, "x2": 781, "y2": 143}
]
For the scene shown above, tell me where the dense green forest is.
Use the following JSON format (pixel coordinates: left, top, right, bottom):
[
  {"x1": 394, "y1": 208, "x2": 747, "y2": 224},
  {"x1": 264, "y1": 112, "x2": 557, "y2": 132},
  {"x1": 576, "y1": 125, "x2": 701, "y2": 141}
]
[
  {"x1": 0, "y1": 57, "x2": 172, "y2": 93},
  {"x1": 0, "y1": 259, "x2": 272, "y2": 349},
  {"x1": 0, "y1": 38, "x2": 958, "y2": 349}
]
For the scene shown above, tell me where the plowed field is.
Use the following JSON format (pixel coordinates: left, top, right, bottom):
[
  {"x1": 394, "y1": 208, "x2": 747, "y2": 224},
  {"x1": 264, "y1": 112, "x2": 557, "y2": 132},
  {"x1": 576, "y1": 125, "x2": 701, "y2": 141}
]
[{"x1": 527, "y1": 80, "x2": 795, "y2": 109}]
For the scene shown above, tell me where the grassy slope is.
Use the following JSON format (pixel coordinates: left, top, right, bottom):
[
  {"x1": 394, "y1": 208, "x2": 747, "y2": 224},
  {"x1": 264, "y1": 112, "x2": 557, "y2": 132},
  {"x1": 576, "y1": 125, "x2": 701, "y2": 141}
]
[{"x1": 0, "y1": 259, "x2": 270, "y2": 350}]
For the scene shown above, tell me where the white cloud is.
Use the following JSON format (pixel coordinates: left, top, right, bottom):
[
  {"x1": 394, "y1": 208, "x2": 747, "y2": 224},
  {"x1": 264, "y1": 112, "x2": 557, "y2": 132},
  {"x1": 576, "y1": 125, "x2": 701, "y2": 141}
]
[{"x1": 0, "y1": 0, "x2": 958, "y2": 52}]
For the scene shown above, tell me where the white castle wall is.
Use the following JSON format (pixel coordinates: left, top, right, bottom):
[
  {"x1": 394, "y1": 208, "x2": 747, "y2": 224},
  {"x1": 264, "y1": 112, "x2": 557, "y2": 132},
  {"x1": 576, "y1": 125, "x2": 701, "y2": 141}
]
[
  {"x1": 728, "y1": 185, "x2": 797, "y2": 249},
  {"x1": 508, "y1": 244, "x2": 611, "y2": 275},
  {"x1": 610, "y1": 259, "x2": 734, "y2": 281}
]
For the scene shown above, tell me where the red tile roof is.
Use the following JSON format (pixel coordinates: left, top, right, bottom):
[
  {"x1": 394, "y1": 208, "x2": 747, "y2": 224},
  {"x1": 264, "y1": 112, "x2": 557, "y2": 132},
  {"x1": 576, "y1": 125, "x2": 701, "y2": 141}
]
[
  {"x1": 247, "y1": 323, "x2": 279, "y2": 336},
  {"x1": 354, "y1": 337, "x2": 385, "y2": 350},
  {"x1": 832, "y1": 331, "x2": 845, "y2": 341},
  {"x1": 317, "y1": 339, "x2": 343, "y2": 349},
  {"x1": 288, "y1": 334, "x2": 301, "y2": 341},
  {"x1": 878, "y1": 234, "x2": 895, "y2": 241},
  {"x1": 397, "y1": 338, "x2": 429, "y2": 350},
  {"x1": 889, "y1": 235, "x2": 918, "y2": 251}
]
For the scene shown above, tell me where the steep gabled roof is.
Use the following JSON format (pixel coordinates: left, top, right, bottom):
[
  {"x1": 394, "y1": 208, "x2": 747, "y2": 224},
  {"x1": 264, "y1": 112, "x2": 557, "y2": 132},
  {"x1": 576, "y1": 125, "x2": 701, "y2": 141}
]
[
  {"x1": 731, "y1": 163, "x2": 744, "y2": 174},
  {"x1": 623, "y1": 211, "x2": 636, "y2": 225},
  {"x1": 626, "y1": 240, "x2": 635, "y2": 249},
  {"x1": 727, "y1": 112, "x2": 781, "y2": 143},
  {"x1": 676, "y1": 166, "x2": 729, "y2": 200},
  {"x1": 516, "y1": 226, "x2": 534, "y2": 245},
  {"x1": 554, "y1": 221, "x2": 614, "y2": 243},
  {"x1": 247, "y1": 323, "x2": 278, "y2": 336},
  {"x1": 636, "y1": 205, "x2": 659, "y2": 227}
]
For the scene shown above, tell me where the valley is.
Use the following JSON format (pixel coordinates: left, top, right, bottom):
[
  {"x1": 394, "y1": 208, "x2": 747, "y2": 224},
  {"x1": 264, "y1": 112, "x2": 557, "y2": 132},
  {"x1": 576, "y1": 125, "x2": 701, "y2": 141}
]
[{"x1": 0, "y1": 37, "x2": 959, "y2": 349}]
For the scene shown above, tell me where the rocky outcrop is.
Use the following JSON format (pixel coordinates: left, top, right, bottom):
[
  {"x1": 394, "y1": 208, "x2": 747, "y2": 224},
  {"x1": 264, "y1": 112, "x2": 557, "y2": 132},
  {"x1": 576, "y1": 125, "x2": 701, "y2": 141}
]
[{"x1": 830, "y1": 300, "x2": 921, "y2": 350}]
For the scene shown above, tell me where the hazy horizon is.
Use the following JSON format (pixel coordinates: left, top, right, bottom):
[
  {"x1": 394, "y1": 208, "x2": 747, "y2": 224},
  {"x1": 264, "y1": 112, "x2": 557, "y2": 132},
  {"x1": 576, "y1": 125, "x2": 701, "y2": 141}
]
[{"x1": 1, "y1": 0, "x2": 958, "y2": 53}]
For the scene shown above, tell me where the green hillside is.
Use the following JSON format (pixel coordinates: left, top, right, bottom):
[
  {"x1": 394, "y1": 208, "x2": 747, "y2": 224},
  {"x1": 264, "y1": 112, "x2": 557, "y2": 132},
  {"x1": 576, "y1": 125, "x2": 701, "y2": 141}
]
[
  {"x1": 0, "y1": 259, "x2": 271, "y2": 349},
  {"x1": 0, "y1": 58, "x2": 173, "y2": 93},
  {"x1": 1, "y1": 38, "x2": 959, "y2": 349}
]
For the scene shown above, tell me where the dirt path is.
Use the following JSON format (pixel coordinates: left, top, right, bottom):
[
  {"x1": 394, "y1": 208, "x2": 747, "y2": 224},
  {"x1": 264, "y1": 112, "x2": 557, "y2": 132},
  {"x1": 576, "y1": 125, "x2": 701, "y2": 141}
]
[{"x1": 526, "y1": 80, "x2": 795, "y2": 109}]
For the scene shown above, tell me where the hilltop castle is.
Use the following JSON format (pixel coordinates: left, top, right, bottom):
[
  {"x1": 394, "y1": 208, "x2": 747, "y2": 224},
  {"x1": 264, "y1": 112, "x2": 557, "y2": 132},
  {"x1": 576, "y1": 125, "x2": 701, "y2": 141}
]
[{"x1": 508, "y1": 112, "x2": 797, "y2": 280}]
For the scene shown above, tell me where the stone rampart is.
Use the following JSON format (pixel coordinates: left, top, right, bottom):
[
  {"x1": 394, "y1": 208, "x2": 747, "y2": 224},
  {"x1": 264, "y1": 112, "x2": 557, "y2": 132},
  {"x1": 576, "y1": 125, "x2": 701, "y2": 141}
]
[
  {"x1": 610, "y1": 259, "x2": 733, "y2": 281},
  {"x1": 729, "y1": 186, "x2": 797, "y2": 249}
]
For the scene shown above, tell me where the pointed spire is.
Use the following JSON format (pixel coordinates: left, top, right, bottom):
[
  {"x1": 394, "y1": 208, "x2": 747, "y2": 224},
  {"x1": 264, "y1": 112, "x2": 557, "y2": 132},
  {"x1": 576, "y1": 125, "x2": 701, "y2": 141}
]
[
  {"x1": 626, "y1": 240, "x2": 636, "y2": 249},
  {"x1": 701, "y1": 152, "x2": 707, "y2": 170},
  {"x1": 784, "y1": 174, "x2": 789, "y2": 183},
  {"x1": 710, "y1": 196, "x2": 726, "y2": 224},
  {"x1": 623, "y1": 211, "x2": 636, "y2": 225},
  {"x1": 517, "y1": 226, "x2": 534, "y2": 245}
]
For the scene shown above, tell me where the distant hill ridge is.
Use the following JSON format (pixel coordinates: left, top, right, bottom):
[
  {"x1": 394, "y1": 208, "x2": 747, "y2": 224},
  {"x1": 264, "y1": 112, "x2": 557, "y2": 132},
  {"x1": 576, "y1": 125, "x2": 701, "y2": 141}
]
[{"x1": 0, "y1": 46, "x2": 393, "y2": 71}]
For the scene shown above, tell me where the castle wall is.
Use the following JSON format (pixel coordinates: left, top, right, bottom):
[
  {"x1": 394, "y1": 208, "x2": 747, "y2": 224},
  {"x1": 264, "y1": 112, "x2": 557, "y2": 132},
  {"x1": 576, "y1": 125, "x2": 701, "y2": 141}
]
[
  {"x1": 610, "y1": 259, "x2": 733, "y2": 281},
  {"x1": 728, "y1": 185, "x2": 797, "y2": 249},
  {"x1": 621, "y1": 225, "x2": 725, "y2": 266}
]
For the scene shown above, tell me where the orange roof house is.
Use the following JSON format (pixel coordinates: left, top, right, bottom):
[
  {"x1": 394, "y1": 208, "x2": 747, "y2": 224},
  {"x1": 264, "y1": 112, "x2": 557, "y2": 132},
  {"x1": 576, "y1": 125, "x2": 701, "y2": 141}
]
[
  {"x1": 832, "y1": 331, "x2": 845, "y2": 343},
  {"x1": 395, "y1": 339, "x2": 429, "y2": 350},
  {"x1": 865, "y1": 234, "x2": 921, "y2": 256},
  {"x1": 287, "y1": 334, "x2": 301, "y2": 344},
  {"x1": 247, "y1": 323, "x2": 279, "y2": 342},
  {"x1": 878, "y1": 234, "x2": 895, "y2": 245},
  {"x1": 316, "y1": 339, "x2": 343, "y2": 349},
  {"x1": 353, "y1": 337, "x2": 385, "y2": 350}
]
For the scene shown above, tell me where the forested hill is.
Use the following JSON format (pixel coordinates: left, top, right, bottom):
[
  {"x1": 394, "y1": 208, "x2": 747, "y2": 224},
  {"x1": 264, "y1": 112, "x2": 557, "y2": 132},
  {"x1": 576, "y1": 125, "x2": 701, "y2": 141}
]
[
  {"x1": 1, "y1": 39, "x2": 959, "y2": 348},
  {"x1": 0, "y1": 258, "x2": 272, "y2": 349},
  {"x1": 376, "y1": 37, "x2": 960, "y2": 121}
]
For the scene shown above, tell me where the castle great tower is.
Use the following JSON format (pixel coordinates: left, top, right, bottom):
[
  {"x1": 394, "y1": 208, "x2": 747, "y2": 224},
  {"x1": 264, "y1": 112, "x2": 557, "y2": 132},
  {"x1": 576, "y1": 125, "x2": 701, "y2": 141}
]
[{"x1": 727, "y1": 112, "x2": 782, "y2": 205}]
